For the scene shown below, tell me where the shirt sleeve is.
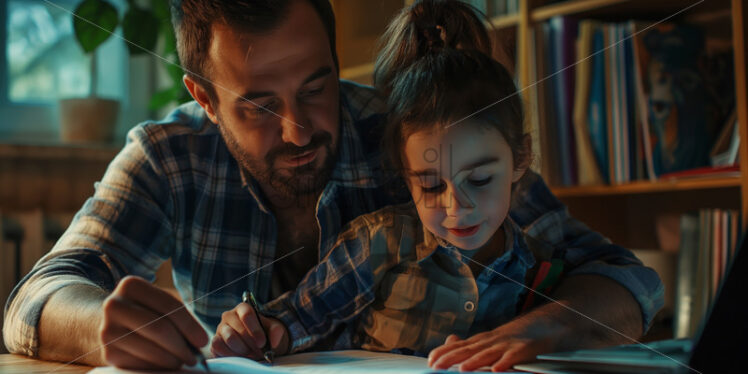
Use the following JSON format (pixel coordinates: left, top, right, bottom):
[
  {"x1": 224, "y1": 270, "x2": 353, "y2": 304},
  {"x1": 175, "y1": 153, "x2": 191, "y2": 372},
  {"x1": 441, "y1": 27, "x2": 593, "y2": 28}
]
[
  {"x1": 261, "y1": 212, "x2": 403, "y2": 353},
  {"x1": 512, "y1": 172, "x2": 665, "y2": 333},
  {"x1": 3, "y1": 125, "x2": 176, "y2": 356}
]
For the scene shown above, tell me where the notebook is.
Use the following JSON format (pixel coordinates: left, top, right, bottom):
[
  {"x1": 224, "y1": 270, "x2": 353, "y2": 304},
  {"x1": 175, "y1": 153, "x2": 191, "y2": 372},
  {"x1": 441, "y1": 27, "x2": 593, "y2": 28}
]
[{"x1": 514, "y1": 234, "x2": 748, "y2": 374}]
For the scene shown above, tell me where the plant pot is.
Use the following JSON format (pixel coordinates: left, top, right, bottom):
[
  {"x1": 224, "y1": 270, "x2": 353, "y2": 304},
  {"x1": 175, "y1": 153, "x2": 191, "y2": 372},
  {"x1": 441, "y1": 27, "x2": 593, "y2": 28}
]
[{"x1": 59, "y1": 97, "x2": 120, "y2": 144}]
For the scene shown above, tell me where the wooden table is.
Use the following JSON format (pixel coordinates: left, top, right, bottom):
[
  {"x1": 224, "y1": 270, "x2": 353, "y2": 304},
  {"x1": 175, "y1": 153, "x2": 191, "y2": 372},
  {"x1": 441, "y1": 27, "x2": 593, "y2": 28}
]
[{"x1": 0, "y1": 354, "x2": 91, "y2": 374}]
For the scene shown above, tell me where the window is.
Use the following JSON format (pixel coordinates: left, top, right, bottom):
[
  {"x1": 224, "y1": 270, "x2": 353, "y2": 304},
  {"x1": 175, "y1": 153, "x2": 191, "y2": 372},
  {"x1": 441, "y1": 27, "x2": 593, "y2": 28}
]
[{"x1": 1, "y1": 0, "x2": 142, "y2": 141}]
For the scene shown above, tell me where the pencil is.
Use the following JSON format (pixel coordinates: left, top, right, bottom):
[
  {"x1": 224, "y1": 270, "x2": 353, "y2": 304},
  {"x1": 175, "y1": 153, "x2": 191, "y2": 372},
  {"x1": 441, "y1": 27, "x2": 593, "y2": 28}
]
[
  {"x1": 242, "y1": 290, "x2": 275, "y2": 364},
  {"x1": 187, "y1": 340, "x2": 210, "y2": 372}
]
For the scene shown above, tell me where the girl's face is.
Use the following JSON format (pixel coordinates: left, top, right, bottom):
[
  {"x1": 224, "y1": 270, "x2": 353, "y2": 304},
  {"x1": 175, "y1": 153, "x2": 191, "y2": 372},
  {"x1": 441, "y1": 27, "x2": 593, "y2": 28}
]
[{"x1": 404, "y1": 121, "x2": 527, "y2": 250}]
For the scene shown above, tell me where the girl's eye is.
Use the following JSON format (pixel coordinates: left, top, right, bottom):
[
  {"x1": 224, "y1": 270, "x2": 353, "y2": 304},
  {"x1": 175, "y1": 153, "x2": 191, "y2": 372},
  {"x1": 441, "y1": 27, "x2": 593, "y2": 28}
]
[
  {"x1": 468, "y1": 177, "x2": 492, "y2": 187},
  {"x1": 422, "y1": 183, "x2": 446, "y2": 194}
]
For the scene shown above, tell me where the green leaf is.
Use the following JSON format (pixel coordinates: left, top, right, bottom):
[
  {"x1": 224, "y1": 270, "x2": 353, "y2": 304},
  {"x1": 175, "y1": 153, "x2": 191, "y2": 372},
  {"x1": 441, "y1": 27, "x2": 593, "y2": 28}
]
[
  {"x1": 165, "y1": 57, "x2": 185, "y2": 84},
  {"x1": 122, "y1": 5, "x2": 159, "y2": 55},
  {"x1": 73, "y1": 0, "x2": 119, "y2": 54},
  {"x1": 148, "y1": 86, "x2": 180, "y2": 110},
  {"x1": 150, "y1": 0, "x2": 171, "y2": 23}
]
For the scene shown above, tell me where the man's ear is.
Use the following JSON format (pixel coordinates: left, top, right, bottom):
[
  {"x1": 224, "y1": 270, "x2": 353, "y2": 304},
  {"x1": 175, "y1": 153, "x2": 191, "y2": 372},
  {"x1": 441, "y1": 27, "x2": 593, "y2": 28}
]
[
  {"x1": 511, "y1": 134, "x2": 533, "y2": 183},
  {"x1": 183, "y1": 74, "x2": 219, "y2": 124}
]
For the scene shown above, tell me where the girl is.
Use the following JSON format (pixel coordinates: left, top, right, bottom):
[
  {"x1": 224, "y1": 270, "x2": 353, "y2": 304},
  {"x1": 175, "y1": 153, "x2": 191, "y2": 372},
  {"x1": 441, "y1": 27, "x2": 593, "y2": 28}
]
[{"x1": 212, "y1": 0, "x2": 662, "y2": 371}]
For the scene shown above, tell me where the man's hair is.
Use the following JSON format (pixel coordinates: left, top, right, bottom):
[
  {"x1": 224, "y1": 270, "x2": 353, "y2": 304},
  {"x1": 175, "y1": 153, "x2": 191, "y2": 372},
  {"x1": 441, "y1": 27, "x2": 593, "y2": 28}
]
[{"x1": 170, "y1": 0, "x2": 338, "y2": 104}]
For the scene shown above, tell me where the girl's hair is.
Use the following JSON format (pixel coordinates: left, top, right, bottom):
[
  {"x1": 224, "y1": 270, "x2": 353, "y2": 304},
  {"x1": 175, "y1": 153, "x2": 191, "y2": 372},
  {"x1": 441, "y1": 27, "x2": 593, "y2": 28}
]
[{"x1": 373, "y1": 0, "x2": 528, "y2": 173}]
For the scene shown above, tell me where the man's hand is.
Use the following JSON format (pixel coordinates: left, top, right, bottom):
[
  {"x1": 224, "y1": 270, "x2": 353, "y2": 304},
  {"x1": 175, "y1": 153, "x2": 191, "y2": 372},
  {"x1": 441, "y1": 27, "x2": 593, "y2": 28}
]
[
  {"x1": 99, "y1": 276, "x2": 209, "y2": 370},
  {"x1": 210, "y1": 302, "x2": 290, "y2": 360}
]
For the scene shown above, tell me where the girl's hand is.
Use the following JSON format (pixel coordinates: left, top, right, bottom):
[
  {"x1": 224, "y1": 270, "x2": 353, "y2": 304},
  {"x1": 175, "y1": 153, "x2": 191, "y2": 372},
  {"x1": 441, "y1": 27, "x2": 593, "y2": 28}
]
[
  {"x1": 210, "y1": 302, "x2": 290, "y2": 360},
  {"x1": 427, "y1": 316, "x2": 564, "y2": 372}
]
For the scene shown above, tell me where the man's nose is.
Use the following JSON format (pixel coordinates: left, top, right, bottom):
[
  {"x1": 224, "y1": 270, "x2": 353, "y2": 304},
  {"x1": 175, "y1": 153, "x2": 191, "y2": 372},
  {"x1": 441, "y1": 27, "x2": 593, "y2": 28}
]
[{"x1": 280, "y1": 102, "x2": 312, "y2": 147}]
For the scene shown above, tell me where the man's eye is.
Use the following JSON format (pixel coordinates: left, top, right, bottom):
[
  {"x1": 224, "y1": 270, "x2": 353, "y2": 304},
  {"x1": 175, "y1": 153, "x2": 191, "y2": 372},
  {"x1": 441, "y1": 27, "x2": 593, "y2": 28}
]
[
  {"x1": 248, "y1": 100, "x2": 277, "y2": 116},
  {"x1": 300, "y1": 86, "x2": 324, "y2": 98},
  {"x1": 422, "y1": 183, "x2": 446, "y2": 194},
  {"x1": 468, "y1": 177, "x2": 492, "y2": 187}
]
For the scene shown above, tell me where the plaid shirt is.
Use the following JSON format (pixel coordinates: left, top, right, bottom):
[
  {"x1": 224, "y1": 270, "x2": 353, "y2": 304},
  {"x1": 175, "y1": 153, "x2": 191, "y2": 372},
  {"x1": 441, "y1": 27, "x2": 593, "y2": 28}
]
[
  {"x1": 3, "y1": 81, "x2": 663, "y2": 358},
  {"x1": 264, "y1": 175, "x2": 664, "y2": 356}
]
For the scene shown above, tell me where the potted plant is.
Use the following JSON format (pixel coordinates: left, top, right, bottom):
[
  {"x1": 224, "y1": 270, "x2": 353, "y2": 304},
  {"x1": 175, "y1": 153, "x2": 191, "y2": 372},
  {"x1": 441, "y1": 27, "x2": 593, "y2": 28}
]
[{"x1": 61, "y1": 0, "x2": 186, "y2": 144}]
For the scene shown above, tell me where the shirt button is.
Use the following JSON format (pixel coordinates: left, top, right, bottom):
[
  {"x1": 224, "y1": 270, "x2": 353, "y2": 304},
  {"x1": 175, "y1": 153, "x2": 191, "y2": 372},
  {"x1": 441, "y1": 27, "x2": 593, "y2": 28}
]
[{"x1": 464, "y1": 301, "x2": 475, "y2": 312}]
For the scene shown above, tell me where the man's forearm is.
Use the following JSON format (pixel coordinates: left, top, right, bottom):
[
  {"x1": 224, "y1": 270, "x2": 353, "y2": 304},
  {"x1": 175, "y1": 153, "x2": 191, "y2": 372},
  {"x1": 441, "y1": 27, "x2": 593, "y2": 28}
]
[
  {"x1": 37, "y1": 284, "x2": 108, "y2": 366},
  {"x1": 525, "y1": 274, "x2": 643, "y2": 351}
]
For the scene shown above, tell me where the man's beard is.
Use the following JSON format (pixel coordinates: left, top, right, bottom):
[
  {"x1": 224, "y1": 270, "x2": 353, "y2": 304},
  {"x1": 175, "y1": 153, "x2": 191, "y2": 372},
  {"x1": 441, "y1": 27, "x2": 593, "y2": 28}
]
[{"x1": 218, "y1": 121, "x2": 336, "y2": 200}]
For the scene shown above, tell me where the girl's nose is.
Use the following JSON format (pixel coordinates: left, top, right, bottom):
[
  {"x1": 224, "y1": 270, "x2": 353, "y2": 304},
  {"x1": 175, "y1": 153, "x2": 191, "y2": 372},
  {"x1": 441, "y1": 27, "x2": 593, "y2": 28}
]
[{"x1": 444, "y1": 184, "x2": 474, "y2": 217}]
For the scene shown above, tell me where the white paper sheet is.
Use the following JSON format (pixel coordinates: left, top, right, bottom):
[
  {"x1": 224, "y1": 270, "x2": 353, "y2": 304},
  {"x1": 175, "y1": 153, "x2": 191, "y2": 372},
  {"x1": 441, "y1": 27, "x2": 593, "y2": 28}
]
[{"x1": 87, "y1": 350, "x2": 523, "y2": 374}]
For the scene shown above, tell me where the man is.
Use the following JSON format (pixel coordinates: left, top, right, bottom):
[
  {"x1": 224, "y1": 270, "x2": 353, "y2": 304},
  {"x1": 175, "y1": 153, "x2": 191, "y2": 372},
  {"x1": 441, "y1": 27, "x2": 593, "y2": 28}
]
[{"x1": 3, "y1": 0, "x2": 663, "y2": 370}]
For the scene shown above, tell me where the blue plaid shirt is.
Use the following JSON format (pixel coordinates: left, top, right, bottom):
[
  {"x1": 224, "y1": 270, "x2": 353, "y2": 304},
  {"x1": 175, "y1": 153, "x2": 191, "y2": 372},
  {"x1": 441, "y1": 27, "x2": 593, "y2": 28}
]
[
  {"x1": 3, "y1": 81, "x2": 663, "y2": 358},
  {"x1": 262, "y1": 177, "x2": 665, "y2": 356}
]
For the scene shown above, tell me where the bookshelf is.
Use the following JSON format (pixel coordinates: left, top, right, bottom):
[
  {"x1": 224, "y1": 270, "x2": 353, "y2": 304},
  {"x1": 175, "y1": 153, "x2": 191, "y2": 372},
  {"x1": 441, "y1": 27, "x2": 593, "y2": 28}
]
[{"x1": 552, "y1": 176, "x2": 742, "y2": 198}]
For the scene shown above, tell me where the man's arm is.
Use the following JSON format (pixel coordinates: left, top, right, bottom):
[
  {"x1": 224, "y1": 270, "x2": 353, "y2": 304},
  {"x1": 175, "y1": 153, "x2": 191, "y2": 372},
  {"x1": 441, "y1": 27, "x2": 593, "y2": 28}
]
[
  {"x1": 428, "y1": 274, "x2": 642, "y2": 371},
  {"x1": 3, "y1": 125, "x2": 207, "y2": 368},
  {"x1": 37, "y1": 285, "x2": 107, "y2": 366}
]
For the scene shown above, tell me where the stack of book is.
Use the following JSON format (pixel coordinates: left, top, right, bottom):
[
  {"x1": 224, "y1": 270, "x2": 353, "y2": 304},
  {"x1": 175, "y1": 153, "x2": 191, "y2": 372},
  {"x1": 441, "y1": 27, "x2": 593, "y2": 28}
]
[
  {"x1": 674, "y1": 209, "x2": 741, "y2": 339},
  {"x1": 531, "y1": 17, "x2": 737, "y2": 186}
]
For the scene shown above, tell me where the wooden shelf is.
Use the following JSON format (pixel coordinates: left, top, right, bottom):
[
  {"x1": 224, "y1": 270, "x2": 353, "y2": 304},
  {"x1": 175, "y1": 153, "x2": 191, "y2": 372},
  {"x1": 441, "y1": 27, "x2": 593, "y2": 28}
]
[
  {"x1": 0, "y1": 142, "x2": 120, "y2": 162},
  {"x1": 488, "y1": 13, "x2": 520, "y2": 29},
  {"x1": 530, "y1": 0, "x2": 720, "y2": 22},
  {"x1": 551, "y1": 176, "x2": 742, "y2": 197},
  {"x1": 532, "y1": 0, "x2": 630, "y2": 21}
]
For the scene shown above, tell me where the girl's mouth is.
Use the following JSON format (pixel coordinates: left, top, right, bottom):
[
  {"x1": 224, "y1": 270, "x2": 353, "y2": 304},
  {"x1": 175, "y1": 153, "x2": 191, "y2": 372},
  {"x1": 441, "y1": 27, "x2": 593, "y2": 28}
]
[{"x1": 448, "y1": 224, "x2": 480, "y2": 237}]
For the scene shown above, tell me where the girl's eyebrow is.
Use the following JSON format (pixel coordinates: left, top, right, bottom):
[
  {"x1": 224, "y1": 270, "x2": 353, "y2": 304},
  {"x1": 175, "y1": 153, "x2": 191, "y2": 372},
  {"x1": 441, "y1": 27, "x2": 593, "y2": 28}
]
[
  {"x1": 459, "y1": 156, "x2": 499, "y2": 172},
  {"x1": 407, "y1": 156, "x2": 499, "y2": 177}
]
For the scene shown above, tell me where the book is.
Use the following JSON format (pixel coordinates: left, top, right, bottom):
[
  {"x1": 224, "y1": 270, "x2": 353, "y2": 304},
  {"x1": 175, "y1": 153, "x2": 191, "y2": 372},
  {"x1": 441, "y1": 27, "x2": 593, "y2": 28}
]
[
  {"x1": 709, "y1": 109, "x2": 739, "y2": 167},
  {"x1": 549, "y1": 16, "x2": 578, "y2": 186},
  {"x1": 630, "y1": 21, "x2": 657, "y2": 181},
  {"x1": 538, "y1": 22, "x2": 562, "y2": 186},
  {"x1": 634, "y1": 24, "x2": 710, "y2": 176},
  {"x1": 587, "y1": 24, "x2": 609, "y2": 183},
  {"x1": 605, "y1": 24, "x2": 618, "y2": 184},
  {"x1": 572, "y1": 20, "x2": 604, "y2": 185},
  {"x1": 658, "y1": 164, "x2": 740, "y2": 180},
  {"x1": 674, "y1": 212, "x2": 698, "y2": 338}
]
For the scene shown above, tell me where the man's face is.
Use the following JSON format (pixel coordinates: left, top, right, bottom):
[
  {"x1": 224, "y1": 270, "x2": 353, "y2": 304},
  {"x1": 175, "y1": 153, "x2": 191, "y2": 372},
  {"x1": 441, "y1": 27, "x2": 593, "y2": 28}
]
[{"x1": 197, "y1": 0, "x2": 340, "y2": 199}]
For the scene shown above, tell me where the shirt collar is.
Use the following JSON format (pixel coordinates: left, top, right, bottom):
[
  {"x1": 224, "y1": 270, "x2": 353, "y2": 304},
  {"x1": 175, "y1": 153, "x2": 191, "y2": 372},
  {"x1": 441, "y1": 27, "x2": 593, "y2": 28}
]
[{"x1": 240, "y1": 168, "x2": 273, "y2": 214}]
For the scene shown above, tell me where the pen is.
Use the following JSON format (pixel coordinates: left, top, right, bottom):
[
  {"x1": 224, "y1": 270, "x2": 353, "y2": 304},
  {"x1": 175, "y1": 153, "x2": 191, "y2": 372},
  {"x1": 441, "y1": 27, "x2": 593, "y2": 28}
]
[
  {"x1": 187, "y1": 340, "x2": 210, "y2": 373},
  {"x1": 242, "y1": 290, "x2": 275, "y2": 364}
]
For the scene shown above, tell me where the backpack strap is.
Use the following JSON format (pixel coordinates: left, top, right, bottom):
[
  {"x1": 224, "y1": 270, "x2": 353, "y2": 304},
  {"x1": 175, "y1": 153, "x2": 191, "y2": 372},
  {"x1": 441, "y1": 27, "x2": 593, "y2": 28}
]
[{"x1": 517, "y1": 236, "x2": 568, "y2": 314}]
